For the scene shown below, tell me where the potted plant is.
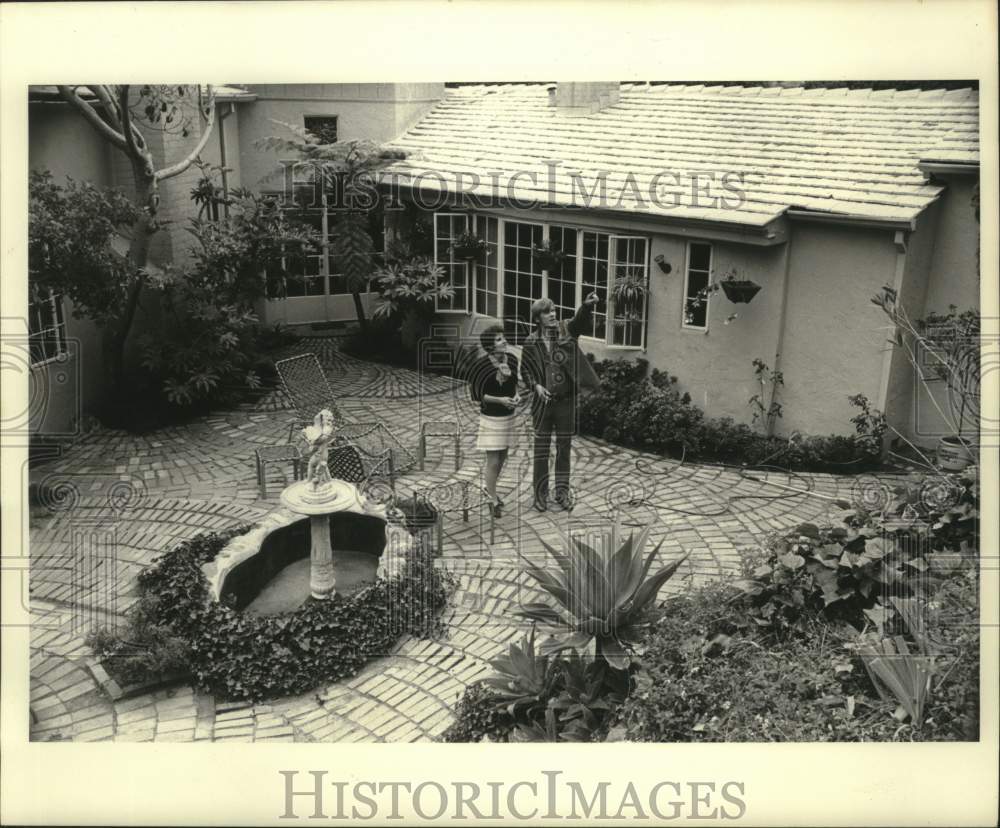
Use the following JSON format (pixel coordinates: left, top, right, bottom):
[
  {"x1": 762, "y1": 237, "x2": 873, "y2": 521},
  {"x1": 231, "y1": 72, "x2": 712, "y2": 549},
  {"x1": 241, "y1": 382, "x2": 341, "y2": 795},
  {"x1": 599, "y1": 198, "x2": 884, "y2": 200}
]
[
  {"x1": 718, "y1": 267, "x2": 762, "y2": 304},
  {"x1": 449, "y1": 231, "x2": 490, "y2": 261},
  {"x1": 611, "y1": 273, "x2": 647, "y2": 320},
  {"x1": 531, "y1": 240, "x2": 566, "y2": 272},
  {"x1": 871, "y1": 288, "x2": 980, "y2": 471}
]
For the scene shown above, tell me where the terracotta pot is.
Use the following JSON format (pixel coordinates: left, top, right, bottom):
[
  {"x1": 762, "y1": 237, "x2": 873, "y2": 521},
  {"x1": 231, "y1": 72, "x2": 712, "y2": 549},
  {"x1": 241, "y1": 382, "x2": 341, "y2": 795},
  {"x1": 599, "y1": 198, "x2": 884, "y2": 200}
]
[
  {"x1": 936, "y1": 436, "x2": 975, "y2": 471},
  {"x1": 720, "y1": 280, "x2": 762, "y2": 303}
]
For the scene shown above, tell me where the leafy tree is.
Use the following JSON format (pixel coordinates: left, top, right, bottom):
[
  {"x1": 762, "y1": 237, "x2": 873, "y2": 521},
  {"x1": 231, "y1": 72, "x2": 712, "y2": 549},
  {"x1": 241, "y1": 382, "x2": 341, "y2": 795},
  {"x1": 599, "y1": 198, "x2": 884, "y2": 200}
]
[
  {"x1": 256, "y1": 123, "x2": 406, "y2": 330},
  {"x1": 54, "y1": 84, "x2": 218, "y2": 384},
  {"x1": 28, "y1": 170, "x2": 138, "y2": 326},
  {"x1": 137, "y1": 165, "x2": 322, "y2": 408}
]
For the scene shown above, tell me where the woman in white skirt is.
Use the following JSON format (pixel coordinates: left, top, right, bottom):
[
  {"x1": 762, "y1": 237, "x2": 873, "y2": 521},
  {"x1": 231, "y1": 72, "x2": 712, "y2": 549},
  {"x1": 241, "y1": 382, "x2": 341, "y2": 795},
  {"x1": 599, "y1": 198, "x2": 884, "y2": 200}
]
[{"x1": 469, "y1": 325, "x2": 520, "y2": 517}]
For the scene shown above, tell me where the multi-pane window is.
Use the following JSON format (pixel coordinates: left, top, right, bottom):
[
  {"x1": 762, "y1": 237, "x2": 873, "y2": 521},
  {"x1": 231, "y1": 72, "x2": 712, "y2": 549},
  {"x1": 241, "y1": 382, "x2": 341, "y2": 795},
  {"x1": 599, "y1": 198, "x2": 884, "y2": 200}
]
[
  {"x1": 581, "y1": 231, "x2": 610, "y2": 340},
  {"x1": 502, "y1": 221, "x2": 544, "y2": 328},
  {"x1": 473, "y1": 215, "x2": 499, "y2": 317},
  {"x1": 265, "y1": 189, "x2": 383, "y2": 298},
  {"x1": 609, "y1": 236, "x2": 648, "y2": 347},
  {"x1": 683, "y1": 242, "x2": 712, "y2": 329},
  {"x1": 546, "y1": 225, "x2": 578, "y2": 319},
  {"x1": 430, "y1": 211, "x2": 653, "y2": 348},
  {"x1": 303, "y1": 115, "x2": 338, "y2": 144},
  {"x1": 29, "y1": 289, "x2": 68, "y2": 366},
  {"x1": 434, "y1": 213, "x2": 470, "y2": 312}
]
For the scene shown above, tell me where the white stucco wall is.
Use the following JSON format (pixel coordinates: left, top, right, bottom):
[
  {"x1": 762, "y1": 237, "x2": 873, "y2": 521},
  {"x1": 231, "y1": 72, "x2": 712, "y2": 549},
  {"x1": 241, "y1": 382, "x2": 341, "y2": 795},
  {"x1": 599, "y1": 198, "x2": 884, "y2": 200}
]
[
  {"x1": 422, "y1": 202, "x2": 908, "y2": 438},
  {"x1": 236, "y1": 84, "x2": 443, "y2": 191}
]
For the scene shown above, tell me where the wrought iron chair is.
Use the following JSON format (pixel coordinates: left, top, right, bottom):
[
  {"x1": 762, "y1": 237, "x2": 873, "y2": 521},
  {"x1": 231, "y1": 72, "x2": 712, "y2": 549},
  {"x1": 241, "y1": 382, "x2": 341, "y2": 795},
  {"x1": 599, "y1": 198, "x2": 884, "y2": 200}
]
[{"x1": 274, "y1": 352, "x2": 415, "y2": 485}]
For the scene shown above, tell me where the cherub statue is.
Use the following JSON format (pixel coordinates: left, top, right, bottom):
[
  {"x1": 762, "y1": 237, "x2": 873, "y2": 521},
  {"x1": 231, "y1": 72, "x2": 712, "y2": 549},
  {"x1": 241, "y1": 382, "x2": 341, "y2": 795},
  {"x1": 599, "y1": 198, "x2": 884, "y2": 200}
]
[{"x1": 301, "y1": 409, "x2": 336, "y2": 488}]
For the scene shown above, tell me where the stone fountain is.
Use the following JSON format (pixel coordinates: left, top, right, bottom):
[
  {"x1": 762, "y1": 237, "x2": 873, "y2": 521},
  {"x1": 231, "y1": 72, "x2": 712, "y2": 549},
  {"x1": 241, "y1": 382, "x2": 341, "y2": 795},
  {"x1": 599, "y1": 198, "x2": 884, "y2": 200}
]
[{"x1": 279, "y1": 409, "x2": 360, "y2": 600}]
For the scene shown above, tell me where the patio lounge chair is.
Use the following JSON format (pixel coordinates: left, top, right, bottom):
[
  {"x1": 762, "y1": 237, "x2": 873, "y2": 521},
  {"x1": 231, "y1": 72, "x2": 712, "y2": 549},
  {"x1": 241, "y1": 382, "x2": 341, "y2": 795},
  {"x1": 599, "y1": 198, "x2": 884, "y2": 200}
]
[{"x1": 274, "y1": 352, "x2": 416, "y2": 484}]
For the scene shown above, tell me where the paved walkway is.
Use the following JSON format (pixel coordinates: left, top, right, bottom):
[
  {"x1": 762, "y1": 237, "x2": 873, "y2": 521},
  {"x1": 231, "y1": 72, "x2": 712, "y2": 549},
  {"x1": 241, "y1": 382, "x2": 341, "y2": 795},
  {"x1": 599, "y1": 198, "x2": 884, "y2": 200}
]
[{"x1": 28, "y1": 338, "x2": 863, "y2": 742}]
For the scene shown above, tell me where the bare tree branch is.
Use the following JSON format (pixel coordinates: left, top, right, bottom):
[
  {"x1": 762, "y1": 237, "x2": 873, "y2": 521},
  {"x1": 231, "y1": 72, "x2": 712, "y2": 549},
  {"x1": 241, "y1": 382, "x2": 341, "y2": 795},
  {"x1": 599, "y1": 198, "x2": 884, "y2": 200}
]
[
  {"x1": 117, "y1": 85, "x2": 153, "y2": 176},
  {"x1": 90, "y1": 84, "x2": 123, "y2": 133},
  {"x1": 57, "y1": 85, "x2": 127, "y2": 151},
  {"x1": 154, "y1": 86, "x2": 217, "y2": 182}
]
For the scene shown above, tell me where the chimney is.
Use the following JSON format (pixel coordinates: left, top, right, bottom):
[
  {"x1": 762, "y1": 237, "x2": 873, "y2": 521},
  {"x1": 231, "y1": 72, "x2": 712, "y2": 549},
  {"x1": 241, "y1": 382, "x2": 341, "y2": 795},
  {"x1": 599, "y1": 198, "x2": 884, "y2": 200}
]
[{"x1": 550, "y1": 82, "x2": 620, "y2": 115}]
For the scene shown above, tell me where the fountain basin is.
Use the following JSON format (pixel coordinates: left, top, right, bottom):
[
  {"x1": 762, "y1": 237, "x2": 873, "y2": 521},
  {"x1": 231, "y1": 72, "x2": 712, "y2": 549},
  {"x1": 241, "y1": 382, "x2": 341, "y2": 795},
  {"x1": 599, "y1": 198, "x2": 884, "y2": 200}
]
[{"x1": 201, "y1": 490, "x2": 411, "y2": 614}]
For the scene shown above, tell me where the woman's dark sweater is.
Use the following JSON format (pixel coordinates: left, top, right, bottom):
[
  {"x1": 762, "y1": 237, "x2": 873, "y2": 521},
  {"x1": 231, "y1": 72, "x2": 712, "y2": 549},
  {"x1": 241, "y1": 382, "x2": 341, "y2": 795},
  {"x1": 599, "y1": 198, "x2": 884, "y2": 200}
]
[{"x1": 469, "y1": 354, "x2": 519, "y2": 417}]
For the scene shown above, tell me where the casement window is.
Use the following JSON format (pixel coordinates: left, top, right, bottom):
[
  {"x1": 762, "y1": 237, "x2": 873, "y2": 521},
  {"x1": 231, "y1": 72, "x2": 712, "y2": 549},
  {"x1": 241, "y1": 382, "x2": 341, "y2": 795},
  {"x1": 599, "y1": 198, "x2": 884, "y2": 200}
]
[
  {"x1": 546, "y1": 224, "x2": 578, "y2": 320},
  {"x1": 432, "y1": 211, "x2": 650, "y2": 349},
  {"x1": 580, "y1": 231, "x2": 610, "y2": 340},
  {"x1": 303, "y1": 115, "x2": 338, "y2": 144},
  {"x1": 473, "y1": 215, "x2": 499, "y2": 317},
  {"x1": 683, "y1": 241, "x2": 712, "y2": 329},
  {"x1": 434, "y1": 213, "x2": 471, "y2": 312},
  {"x1": 609, "y1": 236, "x2": 648, "y2": 347},
  {"x1": 29, "y1": 289, "x2": 68, "y2": 366},
  {"x1": 264, "y1": 188, "x2": 385, "y2": 298},
  {"x1": 501, "y1": 220, "x2": 544, "y2": 326}
]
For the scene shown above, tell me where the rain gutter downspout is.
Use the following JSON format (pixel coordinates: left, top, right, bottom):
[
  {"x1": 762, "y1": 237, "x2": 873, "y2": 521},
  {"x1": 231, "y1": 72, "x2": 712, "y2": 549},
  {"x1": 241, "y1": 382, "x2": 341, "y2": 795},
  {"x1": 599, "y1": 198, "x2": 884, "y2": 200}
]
[{"x1": 218, "y1": 102, "x2": 236, "y2": 218}]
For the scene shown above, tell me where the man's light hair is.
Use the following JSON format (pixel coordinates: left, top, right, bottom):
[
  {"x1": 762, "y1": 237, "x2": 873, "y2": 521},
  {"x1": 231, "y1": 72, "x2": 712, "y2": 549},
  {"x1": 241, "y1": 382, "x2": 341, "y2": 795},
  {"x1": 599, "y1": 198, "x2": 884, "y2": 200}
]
[{"x1": 531, "y1": 297, "x2": 555, "y2": 325}]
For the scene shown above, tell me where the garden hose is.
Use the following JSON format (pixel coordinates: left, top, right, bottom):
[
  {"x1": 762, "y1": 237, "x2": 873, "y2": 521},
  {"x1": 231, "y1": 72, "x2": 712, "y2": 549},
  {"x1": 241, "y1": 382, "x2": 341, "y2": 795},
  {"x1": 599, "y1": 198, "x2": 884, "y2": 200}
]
[{"x1": 629, "y1": 442, "x2": 847, "y2": 518}]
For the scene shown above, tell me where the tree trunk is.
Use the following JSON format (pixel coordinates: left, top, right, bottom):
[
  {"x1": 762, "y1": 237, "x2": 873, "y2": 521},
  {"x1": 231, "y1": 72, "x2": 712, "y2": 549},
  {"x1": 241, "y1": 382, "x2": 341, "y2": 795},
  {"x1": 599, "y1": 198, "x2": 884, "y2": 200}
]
[
  {"x1": 110, "y1": 167, "x2": 157, "y2": 386},
  {"x1": 352, "y1": 291, "x2": 368, "y2": 332}
]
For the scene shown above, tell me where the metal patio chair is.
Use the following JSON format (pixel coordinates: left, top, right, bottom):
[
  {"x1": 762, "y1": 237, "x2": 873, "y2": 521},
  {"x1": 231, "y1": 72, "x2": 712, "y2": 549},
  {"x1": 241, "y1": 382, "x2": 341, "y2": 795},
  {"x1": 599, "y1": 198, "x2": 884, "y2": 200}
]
[{"x1": 274, "y1": 352, "x2": 416, "y2": 484}]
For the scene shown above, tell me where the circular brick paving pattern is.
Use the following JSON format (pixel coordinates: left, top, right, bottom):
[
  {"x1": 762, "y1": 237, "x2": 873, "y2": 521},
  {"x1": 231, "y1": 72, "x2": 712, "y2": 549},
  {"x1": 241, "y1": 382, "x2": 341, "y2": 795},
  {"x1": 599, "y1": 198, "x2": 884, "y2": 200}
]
[{"x1": 28, "y1": 341, "x2": 870, "y2": 742}]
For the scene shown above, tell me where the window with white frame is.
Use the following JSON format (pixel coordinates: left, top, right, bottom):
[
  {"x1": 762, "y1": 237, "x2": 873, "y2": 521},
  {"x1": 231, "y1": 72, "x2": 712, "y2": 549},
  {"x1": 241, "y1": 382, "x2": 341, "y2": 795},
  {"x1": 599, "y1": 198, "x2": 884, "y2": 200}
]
[
  {"x1": 431, "y1": 210, "x2": 652, "y2": 348},
  {"x1": 581, "y1": 231, "x2": 610, "y2": 340},
  {"x1": 264, "y1": 188, "x2": 384, "y2": 298},
  {"x1": 473, "y1": 215, "x2": 499, "y2": 317},
  {"x1": 683, "y1": 241, "x2": 712, "y2": 329},
  {"x1": 434, "y1": 213, "x2": 470, "y2": 312},
  {"x1": 547, "y1": 225, "x2": 578, "y2": 320},
  {"x1": 609, "y1": 236, "x2": 649, "y2": 347},
  {"x1": 29, "y1": 289, "x2": 68, "y2": 366},
  {"x1": 502, "y1": 220, "x2": 544, "y2": 327}
]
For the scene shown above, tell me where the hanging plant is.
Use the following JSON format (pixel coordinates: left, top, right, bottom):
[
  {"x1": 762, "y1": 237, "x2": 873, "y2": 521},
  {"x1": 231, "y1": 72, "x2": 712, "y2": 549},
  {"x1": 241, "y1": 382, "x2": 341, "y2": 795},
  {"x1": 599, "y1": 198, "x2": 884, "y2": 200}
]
[
  {"x1": 718, "y1": 266, "x2": 761, "y2": 304},
  {"x1": 531, "y1": 241, "x2": 566, "y2": 272},
  {"x1": 612, "y1": 274, "x2": 647, "y2": 320},
  {"x1": 449, "y1": 231, "x2": 490, "y2": 261}
]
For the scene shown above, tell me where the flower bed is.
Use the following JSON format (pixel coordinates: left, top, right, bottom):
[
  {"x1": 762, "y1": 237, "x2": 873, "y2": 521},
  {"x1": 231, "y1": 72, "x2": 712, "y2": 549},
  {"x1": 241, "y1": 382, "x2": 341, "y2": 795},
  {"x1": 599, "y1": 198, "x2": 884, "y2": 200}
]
[
  {"x1": 443, "y1": 469, "x2": 979, "y2": 742},
  {"x1": 87, "y1": 522, "x2": 451, "y2": 702}
]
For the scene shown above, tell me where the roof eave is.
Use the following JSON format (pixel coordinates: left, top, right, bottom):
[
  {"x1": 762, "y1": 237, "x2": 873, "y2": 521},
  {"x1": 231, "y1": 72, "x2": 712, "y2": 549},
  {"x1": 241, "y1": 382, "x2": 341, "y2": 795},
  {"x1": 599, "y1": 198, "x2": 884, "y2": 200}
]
[
  {"x1": 383, "y1": 179, "x2": 788, "y2": 246},
  {"x1": 918, "y1": 160, "x2": 979, "y2": 178},
  {"x1": 785, "y1": 208, "x2": 917, "y2": 232}
]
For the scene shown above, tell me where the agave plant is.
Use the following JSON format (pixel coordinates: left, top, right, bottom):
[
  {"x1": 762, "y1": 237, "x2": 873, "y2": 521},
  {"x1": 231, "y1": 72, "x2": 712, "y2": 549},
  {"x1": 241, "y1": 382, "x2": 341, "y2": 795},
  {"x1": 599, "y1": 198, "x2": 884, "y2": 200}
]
[
  {"x1": 517, "y1": 525, "x2": 689, "y2": 669},
  {"x1": 481, "y1": 625, "x2": 558, "y2": 719}
]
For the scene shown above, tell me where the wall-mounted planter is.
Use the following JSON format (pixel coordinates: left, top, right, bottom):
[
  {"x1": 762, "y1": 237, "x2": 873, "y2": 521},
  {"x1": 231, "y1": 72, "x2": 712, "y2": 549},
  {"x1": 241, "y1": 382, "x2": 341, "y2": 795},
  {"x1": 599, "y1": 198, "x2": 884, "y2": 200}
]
[
  {"x1": 654, "y1": 254, "x2": 672, "y2": 274},
  {"x1": 720, "y1": 280, "x2": 762, "y2": 304}
]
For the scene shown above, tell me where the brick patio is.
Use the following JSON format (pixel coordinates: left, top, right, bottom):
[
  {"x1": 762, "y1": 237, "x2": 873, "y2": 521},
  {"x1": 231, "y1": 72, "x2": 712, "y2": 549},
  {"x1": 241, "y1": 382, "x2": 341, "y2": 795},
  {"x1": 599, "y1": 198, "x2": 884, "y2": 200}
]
[{"x1": 28, "y1": 338, "x2": 864, "y2": 742}]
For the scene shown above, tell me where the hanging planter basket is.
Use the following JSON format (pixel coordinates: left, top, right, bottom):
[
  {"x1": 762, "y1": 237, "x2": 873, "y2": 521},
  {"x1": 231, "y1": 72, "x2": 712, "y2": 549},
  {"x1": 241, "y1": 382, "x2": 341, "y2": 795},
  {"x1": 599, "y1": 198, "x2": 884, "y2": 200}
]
[
  {"x1": 531, "y1": 243, "x2": 566, "y2": 272},
  {"x1": 452, "y1": 245, "x2": 484, "y2": 261},
  {"x1": 720, "y1": 279, "x2": 762, "y2": 304},
  {"x1": 450, "y1": 233, "x2": 490, "y2": 262}
]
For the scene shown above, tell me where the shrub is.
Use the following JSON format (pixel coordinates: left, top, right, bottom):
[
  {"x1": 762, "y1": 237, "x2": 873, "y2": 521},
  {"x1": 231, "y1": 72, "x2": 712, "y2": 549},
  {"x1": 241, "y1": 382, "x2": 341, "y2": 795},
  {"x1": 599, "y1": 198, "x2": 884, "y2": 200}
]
[
  {"x1": 89, "y1": 525, "x2": 452, "y2": 701},
  {"x1": 734, "y1": 470, "x2": 979, "y2": 634},
  {"x1": 620, "y1": 579, "x2": 978, "y2": 742},
  {"x1": 579, "y1": 357, "x2": 883, "y2": 472},
  {"x1": 442, "y1": 630, "x2": 631, "y2": 743},
  {"x1": 86, "y1": 594, "x2": 190, "y2": 687}
]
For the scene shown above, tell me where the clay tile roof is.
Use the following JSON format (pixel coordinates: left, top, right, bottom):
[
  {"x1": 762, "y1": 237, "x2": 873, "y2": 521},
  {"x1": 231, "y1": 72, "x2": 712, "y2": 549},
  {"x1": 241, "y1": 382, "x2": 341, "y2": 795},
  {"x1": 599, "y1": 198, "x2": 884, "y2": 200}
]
[{"x1": 384, "y1": 83, "x2": 979, "y2": 226}]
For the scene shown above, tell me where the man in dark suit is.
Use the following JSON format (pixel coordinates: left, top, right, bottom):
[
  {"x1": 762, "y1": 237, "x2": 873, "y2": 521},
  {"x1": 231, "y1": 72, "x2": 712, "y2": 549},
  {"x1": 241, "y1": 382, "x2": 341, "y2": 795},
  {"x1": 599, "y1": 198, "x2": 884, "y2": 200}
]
[{"x1": 521, "y1": 292, "x2": 601, "y2": 511}]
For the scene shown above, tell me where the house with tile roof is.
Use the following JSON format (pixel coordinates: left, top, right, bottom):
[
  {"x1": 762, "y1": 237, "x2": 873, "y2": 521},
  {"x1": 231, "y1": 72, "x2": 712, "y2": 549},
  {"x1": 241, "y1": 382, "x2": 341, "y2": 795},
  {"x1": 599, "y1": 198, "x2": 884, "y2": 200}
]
[
  {"x1": 380, "y1": 82, "x2": 980, "y2": 446},
  {"x1": 27, "y1": 81, "x2": 979, "y2": 449}
]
